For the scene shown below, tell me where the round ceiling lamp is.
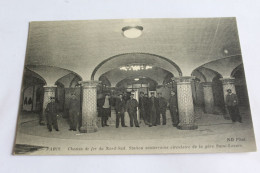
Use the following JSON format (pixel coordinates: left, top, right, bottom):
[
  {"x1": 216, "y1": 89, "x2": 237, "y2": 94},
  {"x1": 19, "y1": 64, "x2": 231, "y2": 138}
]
[
  {"x1": 122, "y1": 26, "x2": 143, "y2": 38},
  {"x1": 223, "y1": 49, "x2": 229, "y2": 54}
]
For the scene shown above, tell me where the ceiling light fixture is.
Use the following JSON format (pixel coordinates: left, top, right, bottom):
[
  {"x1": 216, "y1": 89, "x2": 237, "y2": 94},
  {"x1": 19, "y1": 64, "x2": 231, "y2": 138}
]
[
  {"x1": 122, "y1": 26, "x2": 143, "y2": 38},
  {"x1": 223, "y1": 49, "x2": 229, "y2": 54},
  {"x1": 119, "y1": 64, "x2": 152, "y2": 71}
]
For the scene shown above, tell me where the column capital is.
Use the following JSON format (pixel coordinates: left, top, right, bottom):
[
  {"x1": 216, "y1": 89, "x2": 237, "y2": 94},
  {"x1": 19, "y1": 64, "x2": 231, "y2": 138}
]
[
  {"x1": 43, "y1": 85, "x2": 57, "y2": 88},
  {"x1": 79, "y1": 80, "x2": 100, "y2": 88},
  {"x1": 172, "y1": 76, "x2": 195, "y2": 84},
  {"x1": 43, "y1": 85, "x2": 57, "y2": 92},
  {"x1": 201, "y1": 82, "x2": 213, "y2": 87},
  {"x1": 220, "y1": 77, "x2": 235, "y2": 84}
]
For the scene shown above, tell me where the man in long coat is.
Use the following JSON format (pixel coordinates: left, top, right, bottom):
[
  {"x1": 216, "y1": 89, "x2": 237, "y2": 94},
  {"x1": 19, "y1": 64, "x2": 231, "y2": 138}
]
[
  {"x1": 168, "y1": 91, "x2": 179, "y2": 127},
  {"x1": 157, "y1": 93, "x2": 167, "y2": 125},
  {"x1": 45, "y1": 97, "x2": 59, "y2": 132},
  {"x1": 126, "y1": 94, "x2": 139, "y2": 127},
  {"x1": 148, "y1": 92, "x2": 159, "y2": 127},
  {"x1": 68, "y1": 93, "x2": 80, "y2": 131},
  {"x1": 139, "y1": 92, "x2": 149, "y2": 125},
  {"x1": 115, "y1": 93, "x2": 127, "y2": 128},
  {"x1": 226, "y1": 89, "x2": 242, "y2": 123},
  {"x1": 97, "y1": 94, "x2": 111, "y2": 127}
]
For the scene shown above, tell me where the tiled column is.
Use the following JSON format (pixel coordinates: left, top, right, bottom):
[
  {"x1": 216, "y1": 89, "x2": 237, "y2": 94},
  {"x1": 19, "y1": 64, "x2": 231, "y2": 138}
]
[
  {"x1": 41, "y1": 85, "x2": 57, "y2": 125},
  {"x1": 202, "y1": 82, "x2": 214, "y2": 114},
  {"x1": 174, "y1": 76, "x2": 198, "y2": 130},
  {"x1": 80, "y1": 80, "x2": 100, "y2": 133},
  {"x1": 220, "y1": 77, "x2": 236, "y2": 119}
]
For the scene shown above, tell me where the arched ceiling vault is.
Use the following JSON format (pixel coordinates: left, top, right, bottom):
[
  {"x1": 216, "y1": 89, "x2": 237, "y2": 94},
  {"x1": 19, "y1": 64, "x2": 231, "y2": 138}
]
[
  {"x1": 24, "y1": 67, "x2": 47, "y2": 84},
  {"x1": 56, "y1": 73, "x2": 80, "y2": 88},
  {"x1": 192, "y1": 70, "x2": 206, "y2": 82},
  {"x1": 100, "y1": 66, "x2": 173, "y2": 86},
  {"x1": 196, "y1": 67, "x2": 221, "y2": 82},
  {"x1": 25, "y1": 18, "x2": 241, "y2": 79},
  {"x1": 116, "y1": 76, "x2": 158, "y2": 88},
  {"x1": 231, "y1": 64, "x2": 244, "y2": 77},
  {"x1": 26, "y1": 65, "x2": 82, "y2": 86},
  {"x1": 194, "y1": 55, "x2": 242, "y2": 78},
  {"x1": 93, "y1": 53, "x2": 181, "y2": 80}
]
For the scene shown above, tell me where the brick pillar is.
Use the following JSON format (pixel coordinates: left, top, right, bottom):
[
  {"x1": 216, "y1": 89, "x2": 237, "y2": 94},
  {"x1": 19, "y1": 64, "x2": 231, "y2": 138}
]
[
  {"x1": 175, "y1": 76, "x2": 198, "y2": 130},
  {"x1": 80, "y1": 81, "x2": 100, "y2": 133},
  {"x1": 220, "y1": 77, "x2": 236, "y2": 119},
  {"x1": 202, "y1": 82, "x2": 215, "y2": 114},
  {"x1": 40, "y1": 86, "x2": 57, "y2": 125}
]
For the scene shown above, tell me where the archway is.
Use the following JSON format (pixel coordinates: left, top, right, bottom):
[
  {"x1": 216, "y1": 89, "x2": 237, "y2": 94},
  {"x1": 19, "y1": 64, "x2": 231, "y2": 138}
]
[{"x1": 91, "y1": 53, "x2": 182, "y2": 80}]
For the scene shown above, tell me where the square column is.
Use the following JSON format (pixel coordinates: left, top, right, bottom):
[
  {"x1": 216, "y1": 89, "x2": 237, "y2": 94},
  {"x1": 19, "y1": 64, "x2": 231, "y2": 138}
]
[
  {"x1": 80, "y1": 80, "x2": 100, "y2": 133},
  {"x1": 174, "y1": 76, "x2": 198, "y2": 130},
  {"x1": 41, "y1": 86, "x2": 57, "y2": 125},
  {"x1": 202, "y1": 82, "x2": 215, "y2": 114},
  {"x1": 220, "y1": 77, "x2": 236, "y2": 119}
]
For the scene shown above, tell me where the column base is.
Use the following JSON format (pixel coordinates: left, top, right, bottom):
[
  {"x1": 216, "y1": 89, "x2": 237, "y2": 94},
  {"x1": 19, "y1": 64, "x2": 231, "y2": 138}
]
[
  {"x1": 177, "y1": 124, "x2": 198, "y2": 130},
  {"x1": 96, "y1": 117, "x2": 102, "y2": 128},
  {"x1": 204, "y1": 109, "x2": 214, "y2": 114},
  {"x1": 79, "y1": 125, "x2": 98, "y2": 133}
]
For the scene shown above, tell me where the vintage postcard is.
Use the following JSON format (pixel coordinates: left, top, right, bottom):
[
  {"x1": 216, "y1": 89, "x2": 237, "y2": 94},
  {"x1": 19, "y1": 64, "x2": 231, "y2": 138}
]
[{"x1": 13, "y1": 18, "x2": 256, "y2": 155}]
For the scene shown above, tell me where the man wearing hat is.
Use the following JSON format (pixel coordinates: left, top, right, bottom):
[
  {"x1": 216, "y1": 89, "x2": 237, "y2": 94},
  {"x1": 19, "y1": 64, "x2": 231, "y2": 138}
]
[
  {"x1": 68, "y1": 93, "x2": 80, "y2": 131},
  {"x1": 169, "y1": 91, "x2": 179, "y2": 127},
  {"x1": 126, "y1": 93, "x2": 140, "y2": 127},
  {"x1": 115, "y1": 93, "x2": 127, "y2": 128},
  {"x1": 45, "y1": 96, "x2": 59, "y2": 132},
  {"x1": 157, "y1": 93, "x2": 167, "y2": 125},
  {"x1": 148, "y1": 92, "x2": 159, "y2": 127},
  {"x1": 226, "y1": 89, "x2": 242, "y2": 123},
  {"x1": 139, "y1": 91, "x2": 149, "y2": 125},
  {"x1": 97, "y1": 93, "x2": 111, "y2": 127}
]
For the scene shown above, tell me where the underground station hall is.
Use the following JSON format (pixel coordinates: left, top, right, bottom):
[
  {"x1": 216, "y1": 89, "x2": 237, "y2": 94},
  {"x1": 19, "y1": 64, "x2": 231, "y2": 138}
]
[{"x1": 14, "y1": 18, "x2": 256, "y2": 154}]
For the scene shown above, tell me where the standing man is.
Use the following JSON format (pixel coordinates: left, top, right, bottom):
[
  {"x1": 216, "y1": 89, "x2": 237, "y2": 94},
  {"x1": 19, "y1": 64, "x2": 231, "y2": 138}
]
[
  {"x1": 68, "y1": 93, "x2": 80, "y2": 131},
  {"x1": 144, "y1": 93, "x2": 150, "y2": 123},
  {"x1": 115, "y1": 93, "x2": 127, "y2": 128},
  {"x1": 126, "y1": 93, "x2": 140, "y2": 127},
  {"x1": 139, "y1": 92, "x2": 148, "y2": 125},
  {"x1": 169, "y1": 91, "x2": 179, "y2": 127},
  {"x1": 98, "y1": 93, "x2": 111, "y2": 127},
  {"x1": 157, "y1": 93, "x2": 167, "y2": 125},
  {"x1": 226, "y1": 89, "x2": 242, "y2": 123},
  {"x1": 148, "y1": 92, "x2": 159, "y2": 127},
  {"x1": 45, "y1": 96, "x2": 59, "y2": 132}
]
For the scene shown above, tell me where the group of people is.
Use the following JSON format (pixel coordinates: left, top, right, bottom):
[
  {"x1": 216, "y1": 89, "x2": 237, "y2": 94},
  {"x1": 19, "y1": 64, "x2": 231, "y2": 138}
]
[
  {"x1": 97, "y1": 91, "x2": 179, "y2": 128},
  {"x1": 44, "y1": 89, "x2": 242, "y2": 132},
  {"x1": 44, "y1": 93, "x2": 80, "y2": 132}
]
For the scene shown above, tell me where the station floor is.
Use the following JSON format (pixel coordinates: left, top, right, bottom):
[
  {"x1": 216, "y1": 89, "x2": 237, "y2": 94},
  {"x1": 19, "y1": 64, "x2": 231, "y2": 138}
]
[{"x1": 13, "y1": 107, "x2": 256, "y2": 155}]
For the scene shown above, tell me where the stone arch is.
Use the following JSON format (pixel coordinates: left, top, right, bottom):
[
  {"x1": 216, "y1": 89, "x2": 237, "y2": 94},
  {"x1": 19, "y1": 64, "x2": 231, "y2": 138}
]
[
  {"x1": 91, "y1": 52, "x2": 183, "y2": 80},
  {"x1": 231, "y1": 63, "x2": 243, "y2": 77},
  {"x1": 24, "y1": 67, "x2": 47, "y2": 85}
]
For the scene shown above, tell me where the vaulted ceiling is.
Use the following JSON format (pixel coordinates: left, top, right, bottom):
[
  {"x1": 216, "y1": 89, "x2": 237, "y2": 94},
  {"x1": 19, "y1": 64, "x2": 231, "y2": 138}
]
[{"x1": 25, "y1": 17, "x2": 242, "y2": 83}]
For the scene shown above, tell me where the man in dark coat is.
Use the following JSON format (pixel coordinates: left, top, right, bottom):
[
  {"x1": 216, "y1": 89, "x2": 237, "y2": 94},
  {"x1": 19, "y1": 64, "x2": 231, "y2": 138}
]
[
  {"x1": 144, "y1": 93, "x2": 150, "y2": 123},
  {"x1": 115, "y1": 93, "x2": 127, "y2": 128},
  {"x1": 45, "y1": 97, "x2": 59, "y2": 132},
  {"x1": 157, "y1": 93, "x2": 167, "y2": 125},
  {"x1": 169, "y1": 91, "x2": 179, "y2": 127},
  {"x1": 68, "y1": 93, "x2": 80, "y2": 131},
  {"x1": 226, "y1": 89, "x2": 242, "y2": 123},
  {"x1": 97, "y1": 93, "x2": 111, "y2": 127},
  {"x1": 148, "y1": 92, "x2": 159, "y2": 127},
  {"x1": 139, "y1": 92, "x2": 149, "y2": 125},
  {"x1": 126, "y1": 94, "x2": 139, "y2": 127}
]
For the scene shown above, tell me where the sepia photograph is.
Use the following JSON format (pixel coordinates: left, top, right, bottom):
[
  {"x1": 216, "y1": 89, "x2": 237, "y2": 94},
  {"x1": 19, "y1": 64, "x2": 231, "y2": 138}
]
[{"x1": 13, "y1": 17, "x2": 256, "y2": 155}]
